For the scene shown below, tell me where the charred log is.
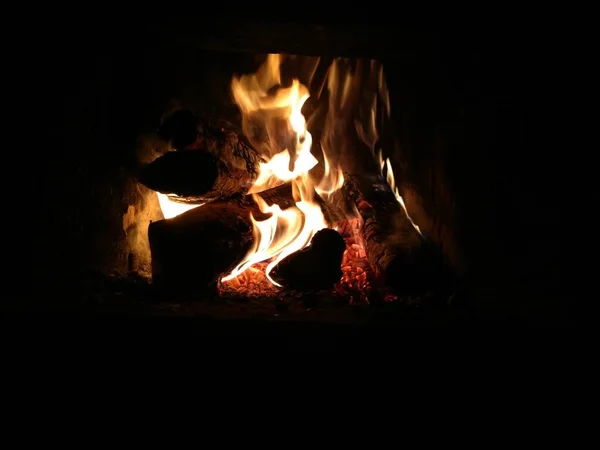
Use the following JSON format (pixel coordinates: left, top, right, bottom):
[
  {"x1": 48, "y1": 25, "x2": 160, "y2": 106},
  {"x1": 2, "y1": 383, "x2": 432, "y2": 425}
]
[
  {"x1": 271, "y1": 228, "x2": 346, "y2": 290},
  {"x1": 149, "y1": 200, "x2": 254, "y2": 297},
  {"x1": 139, "y1": 141, "x2": 260, "y2": 201},
  {"x1": 342, "y1": 173, "x2": 438, "y2": 292},
  {"x1": 247, "y1": 182, "x2": 295, "y2": 210}
]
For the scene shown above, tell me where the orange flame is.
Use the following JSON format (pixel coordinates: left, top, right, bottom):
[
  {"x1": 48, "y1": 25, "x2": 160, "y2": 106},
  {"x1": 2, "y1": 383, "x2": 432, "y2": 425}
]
[{"x1": 221, "y1": 54, "x2": 344, "y2": 286}]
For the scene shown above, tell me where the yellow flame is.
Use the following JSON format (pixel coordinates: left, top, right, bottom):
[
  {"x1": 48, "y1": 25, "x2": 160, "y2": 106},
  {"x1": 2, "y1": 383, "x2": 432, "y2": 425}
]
[
  {"x1": 156, "y1": 193, "x2": 202, "y2": 219},
  {"x1": 377, "y1": 150, "x2": 423, "y2": 237},
  {"x1": 314, "y1": 143, "x2": 344, "y2": 202},
  {"x1": 222, "y1": 54, "x2": 344, "y2": 286}
]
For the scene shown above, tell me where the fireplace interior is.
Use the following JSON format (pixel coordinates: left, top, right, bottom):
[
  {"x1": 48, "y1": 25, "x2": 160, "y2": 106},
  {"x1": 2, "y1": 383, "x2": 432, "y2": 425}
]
[{"x1": 27, "y1": 16, "x2": 568, "y2": 333}]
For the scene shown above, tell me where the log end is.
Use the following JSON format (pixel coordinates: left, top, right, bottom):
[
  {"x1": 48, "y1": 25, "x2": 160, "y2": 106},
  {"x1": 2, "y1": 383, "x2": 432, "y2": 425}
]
[
  {"x1": 138, "y1": 150, "x2": 219, "y2": 197},
  {"x1": 148, "y1": 202, "x2": 253, "y2": 298},
  {"x1": 272, "y1": 228, "x2": 346, "y2": 290}
]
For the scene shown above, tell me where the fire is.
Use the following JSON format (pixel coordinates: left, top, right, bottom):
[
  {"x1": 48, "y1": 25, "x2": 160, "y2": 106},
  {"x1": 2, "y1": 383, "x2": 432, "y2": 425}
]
[
  {"x1": 353, "y1": 61, "x2": 422, "y2": 238},
  {"x1": 378, "y1": 152, "x2": 422, "y2": 237},
  {"x1": 221, "y1": 54, "x2": 343, "y2": 286},
  {"x1": 153, "y1": 54, "x2": 420, "y2": 297},
  {"x1": 156, "y1": 192, "x2": 202, "y2": 220}
]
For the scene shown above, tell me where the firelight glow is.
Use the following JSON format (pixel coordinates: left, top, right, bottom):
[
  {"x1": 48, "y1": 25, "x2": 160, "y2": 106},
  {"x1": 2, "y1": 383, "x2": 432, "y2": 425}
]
[{"x1": 221, "y1": 54, "x2": 344, "y2": 286}]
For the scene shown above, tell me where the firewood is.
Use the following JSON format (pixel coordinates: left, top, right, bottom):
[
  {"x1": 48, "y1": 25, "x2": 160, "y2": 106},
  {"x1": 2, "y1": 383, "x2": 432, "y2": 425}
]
[
  {"x1": 138, "y1": 140, "x2": 261, "y2": 201},
  {"x1": 271, "y1": 228, "x2": 346, "y2": 290},
  {"x1": 140, "y1": 112, "x2": 263, "y2": 200},
  {"x1": 342, "y1": 172, "x2": 438, "y2": 292}
]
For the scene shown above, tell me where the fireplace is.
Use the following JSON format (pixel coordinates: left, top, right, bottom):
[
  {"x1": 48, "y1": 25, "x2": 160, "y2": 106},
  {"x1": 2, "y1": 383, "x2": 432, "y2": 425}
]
[{"x1": 27, "y1": 16, "x2": 568, "y2": 329}]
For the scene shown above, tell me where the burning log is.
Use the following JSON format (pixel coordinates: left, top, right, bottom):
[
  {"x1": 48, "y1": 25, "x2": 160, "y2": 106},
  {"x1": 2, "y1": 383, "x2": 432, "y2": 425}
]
[
  {"x1": 139, "y1": 117, "x2": 263, "y2": 201},
  {"x1": 342, "y1": 173, "x2": 437, "y2": 292},
  {"x1": 149, "y1": 199, "x2": 254, "y2": 296},
  {"x1": 271, "y1": 228, "x2": 346, "y2": 290},
  {"x1": 148, "y1": 183, "x2": 313, "y2": 295}
]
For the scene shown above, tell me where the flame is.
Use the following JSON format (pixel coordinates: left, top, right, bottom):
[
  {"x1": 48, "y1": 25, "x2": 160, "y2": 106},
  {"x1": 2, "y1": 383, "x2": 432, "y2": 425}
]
[
  {"x1": 377, "y1": 151, "x2": 423, "y2": 237},
  {"x1": 222, "y1": 54, "x2": 344, "y2": 286},
  {"x1": 353, "y1": 61, "x2": 422, "y2": 238},
  {"x1": 314, "y1": 143, "x2": 344, "y2": 202},
  {"x1": 156, "y1": 192, "x2": 202, "y2": 219}
]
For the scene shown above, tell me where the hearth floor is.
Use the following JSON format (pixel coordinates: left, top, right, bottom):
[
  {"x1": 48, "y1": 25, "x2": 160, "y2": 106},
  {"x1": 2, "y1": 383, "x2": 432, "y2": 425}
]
[{"x1": 16, "y1": 272, "x2": 472, "y2": 330}]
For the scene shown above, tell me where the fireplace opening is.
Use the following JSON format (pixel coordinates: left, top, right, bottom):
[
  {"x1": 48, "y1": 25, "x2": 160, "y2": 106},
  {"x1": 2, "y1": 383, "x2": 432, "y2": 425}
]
[
  {"x1": 120, "y1": 51, "x2": 458, "y2": 319},
  {"x1": 28, "y1": 18, "x2": 568, "y2": 328}
]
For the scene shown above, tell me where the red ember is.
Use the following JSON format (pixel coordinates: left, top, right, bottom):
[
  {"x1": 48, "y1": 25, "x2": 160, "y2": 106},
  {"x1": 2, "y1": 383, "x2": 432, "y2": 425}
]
[{"x1": 219, "y1": 218, "x2": 374, "y2": 304}]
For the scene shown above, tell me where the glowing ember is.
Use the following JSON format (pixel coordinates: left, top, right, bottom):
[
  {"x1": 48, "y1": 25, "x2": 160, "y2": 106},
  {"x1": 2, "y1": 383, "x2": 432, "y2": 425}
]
[
  {"x1": 217, "y1": 262, "x2": 280, "y2": 297},
  {"x1": 334, "y1": 219, "x2": 374, "y2": 305}
]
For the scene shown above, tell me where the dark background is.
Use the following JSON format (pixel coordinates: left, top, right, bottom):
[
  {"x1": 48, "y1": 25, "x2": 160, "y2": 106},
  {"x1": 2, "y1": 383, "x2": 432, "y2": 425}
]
[{"x1": 27, "y1": 14, "x2": 568, "y2": 325}]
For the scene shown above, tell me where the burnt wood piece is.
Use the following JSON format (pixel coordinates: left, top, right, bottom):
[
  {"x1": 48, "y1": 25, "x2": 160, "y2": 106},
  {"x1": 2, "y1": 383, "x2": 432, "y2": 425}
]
[
  {"x1": 342, "y1": 173, "x2": 437, "y2": 292},
  {"x1": 271, "y1": 228, "x2": 346, "y2": 290},
  {"x1": 157, "y1": 108, "x2": 199, "y2": 150}
]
